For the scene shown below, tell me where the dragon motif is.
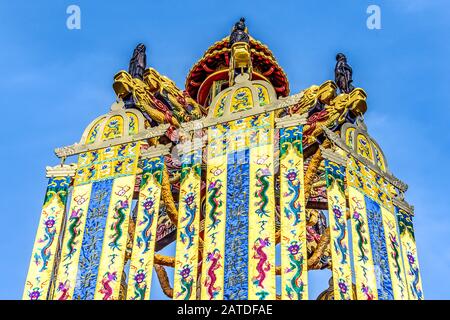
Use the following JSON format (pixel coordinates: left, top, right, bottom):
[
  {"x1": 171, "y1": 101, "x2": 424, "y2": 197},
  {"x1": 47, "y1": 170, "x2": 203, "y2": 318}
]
[
  {"x1": 283, "y1": 168, "x2": 302, "y2": 226},
  {"x1": 252, "y1": 237, "x2": 271, "y2": 289},
  {"x1": 36, "y1": 216, "x2": 57, "y2": 272},
  {"x1": 180, "y1": 192, "x2": 196, "y2": 249},
  {"x1": 388, "y1": 233, "x2": 402, "y2": 282},
  {"x1": 254, "y1": 168, "x2": 271, "y2": 218},
  {"x1": 352, "y1": 197, "x2": 369, "y2": 263},
  {"x1": 407, "y1": 251, "x2": 423, "y2": 299},
  {"x1": 131, "y1": 269, "x2": 147, "y2": 300},
  {"x1": 207, "y1": 180, "x2": 223, "y2": 231},
  {"x1": 136, "y1": 196, "x2": 156, "y2": 254},
  {"x1": 204, "y1": 249, "x2": 222, "y2": 300},
  {"x1": 56, "y1": 281, "x2": 70, "y2": 300},
  {"x1": 361, "y1": 283, "x2": 374, "y2": 300},
  {"x1": 109, "y1": 200, "x2": 129, "y2": 251},
  {"x1": 331, "y1": 198, "x2": 348, "y2": 264},
  {"x1": 103, "y1": 119, "x2": 120, "y2": 139},
  {"x1": 64, "y1": 208, "x2": 83, "y2": 260},
  {"x1": 99, "y1": 271, "x2": 117, "y2": 300},
  {"x1": 285, "y1": 241, "x2": 305, "y2": 300},
  {"x1": 177, "y1": 264, "x2": 194, "y2": 300},
  {"x1": 114, "y1": 160, "x2": 124, "y2": 174}
]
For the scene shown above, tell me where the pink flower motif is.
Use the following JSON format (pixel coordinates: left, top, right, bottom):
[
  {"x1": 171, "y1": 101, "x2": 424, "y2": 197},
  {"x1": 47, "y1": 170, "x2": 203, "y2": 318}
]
[
  {"x1": 180, "y1": 266, "x2": 191, "y2": 279},
  {"x1": 338, "y1": 280, "x2": 348, "y2": 293},
  {"x1": 45, "y1": 218, "x2": 55, "y2": 229},
  {"x1": 134, "y1": 272, "x2": 146, "y2": 284},
  {"x1": 333, "y1": 206, "x2": 342, "y2": 219},
  {"x1": 29, "y1": 289, "x2": 40, "y2": 300},
  {"x1": 185, "y1": 194, "x2": 195, "y2": 206},
  {"x1": 286, "y1": 171, "x2": 297, "y2": 181},
  {"x1": 143, "y1": 199, "x2": 154, "y2": 210},
  {"x1": 288, "y1": 243, "x2": 300, "y2": 255},
  {"x1": 407, "y1": 253, "x2": 415, "y2": 265}
]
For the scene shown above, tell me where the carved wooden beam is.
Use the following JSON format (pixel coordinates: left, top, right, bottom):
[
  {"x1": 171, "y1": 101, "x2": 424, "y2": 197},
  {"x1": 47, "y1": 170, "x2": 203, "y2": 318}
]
[
  {"x1": 154, "y1": 265, "x2": 173, "y2": 298},
  {"x1": 307, "y1": 228, "x2": 330, "y2": 269},
  {"x1": 161, "y1": 166, "x2": 178, "y2": 226},
  {"x1": 154, "y1": 254, "x2": 175, "y2": 267}
]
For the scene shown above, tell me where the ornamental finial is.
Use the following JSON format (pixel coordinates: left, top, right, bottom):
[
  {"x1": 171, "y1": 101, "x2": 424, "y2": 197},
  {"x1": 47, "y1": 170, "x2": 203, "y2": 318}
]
[
  {"x1": 128, "y1": 43, "x2": 147, "y2": 80},
  {"x1": 334, "y1": 53, "x2": 355, "y2": 94},
  {"x1": 229, "y1": 17, "x2": 249, "y2": 47},
  {"x1": 228, "y1": 18, "x2": 252, "y2": 84}
]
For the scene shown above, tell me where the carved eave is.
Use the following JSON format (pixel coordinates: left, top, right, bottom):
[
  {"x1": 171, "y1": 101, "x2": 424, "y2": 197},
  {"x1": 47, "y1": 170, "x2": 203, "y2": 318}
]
[
  {"x1": 322, "y1": 125, "x2": 408, "y2": 192},
  {"x1": 202, "y1": 91, "x2": 304, "y2": 127},
  {"x1": 177, "y1": 137, "x2": 204, "y2": 155},
  {"x1": 180, "y1": 119, "x2": 205, "y2": 132},
  {"x1": 185, "y1": 36, "x2": 290, "y2": 105},
  {"x1": 319, "y1": 146, "x2": 347, "y2": 167},
  {"x1": 276, "y1": 113, "x2": 307, "y2": 128},
  {"x1": 54, "y1": 123, "x2": 170, "y2": 159},
  {"x1": 45, "y1": 163, "x2": 77, "y2": 178},
  {"x1": 140, "y1": 143, "x2": 172, "y2": 159},
  {"x1": 393, "y1": 198, "x2": 415, "y2": 216}
]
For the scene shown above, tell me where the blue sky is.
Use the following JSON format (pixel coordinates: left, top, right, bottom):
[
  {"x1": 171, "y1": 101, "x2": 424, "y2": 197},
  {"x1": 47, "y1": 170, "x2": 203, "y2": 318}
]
[{"x1": 0, "y1": 0, "x2": 449, "y2": 299}]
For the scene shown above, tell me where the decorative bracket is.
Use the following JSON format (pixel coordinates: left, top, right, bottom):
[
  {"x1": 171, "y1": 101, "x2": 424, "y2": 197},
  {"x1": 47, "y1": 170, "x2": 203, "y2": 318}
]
[
  {"x1": 393, "y1": 198, "x2": 415, "y2": 216},
  {"x1": 180, "y1": 119, "x2": 205, "y2": 132},
  {"x1": 276, "y1": 113, "x2": 307, "y2": 128},
  {"x1": 319, "y1": 146, "x2": 347, "y2": 167},
  {"x1": 45, "y1": 163, "x2": 77, "y2": 178},
  {"x1": 177, "y1": 137, "x2": 204, "y2": 155},
  {"x1": 321, "y1": 125, "x2": 408, "y2": 192},
  {"x1": 140, "y1": 143, "x2": 172, "y2": 159},
  {"x1": 54, "y1": 123, "x2": 170, "y2": 159}
]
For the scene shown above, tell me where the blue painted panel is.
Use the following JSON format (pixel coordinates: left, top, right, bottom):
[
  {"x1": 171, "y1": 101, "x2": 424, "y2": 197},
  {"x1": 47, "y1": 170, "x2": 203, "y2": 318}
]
[
  {"x1": 223, "y1": 149, "x2": 249, "y2": 300},
  {"x1": 73, "y1": 179, "x2": 113, "y2": 300},
  {"x1": 365, "y1": 195, "x2": 394, "y2": 300}
]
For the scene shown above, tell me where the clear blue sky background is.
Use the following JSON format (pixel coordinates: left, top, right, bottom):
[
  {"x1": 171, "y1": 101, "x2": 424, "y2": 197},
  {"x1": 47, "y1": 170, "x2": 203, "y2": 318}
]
[{"x1": 0, "y1": 0, "x2": 449, "y2": 299}]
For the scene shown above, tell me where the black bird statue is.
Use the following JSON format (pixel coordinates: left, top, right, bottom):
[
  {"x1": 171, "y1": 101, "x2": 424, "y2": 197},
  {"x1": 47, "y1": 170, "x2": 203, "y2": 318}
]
[
  {"x1": 229, "y1": 17, "x2": 249, "y2": 47},
  {"x1": 128, "y1": 43, "x2": 147, "y2": 80},
  {"x1": 335, "y1": 53, "x2": 355, "y2": 94}
]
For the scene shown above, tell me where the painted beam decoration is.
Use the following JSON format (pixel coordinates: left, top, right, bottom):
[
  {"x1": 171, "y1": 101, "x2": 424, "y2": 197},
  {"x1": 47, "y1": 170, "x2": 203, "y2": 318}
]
[
  {"x1": 52, "y1": 106, "x2": 142, "y2": 300},
  {"x1": 277, "y1": 116, "x2": 308, "y2": 300},
  {"x1": 53, "y1": 142, "x2": 140, "y2": 300},
  {"x1": 173, "y1": 141, "x2": 202, "y2": 300},
  {"x1": 248, "y1": 112, "x2": 276, "y2": 300},
  {"x1": 222, "y1": 118, "x2": 251, "y2": 300},
  {"x1": 201, "y1": 113, "x2": 277, "y2": 300},
  {"x1": 53, "y1": 181, "x2": 92, "y2": 300},
  {"x1": 323, "y1": 155, "x2": 352, "y2": 300},
  {"x1": 23, "y1": 168, "x2": 73, "y2": 300},
  {"x1": 346, "y1": 155, "x2": 408, "y2": 300},
  {"x1": 127, "y1": 151, "x2": 166, "y2": 300},
  {"x1": 396, "y1": 206, "x2": 424, "y2": 300},
  {"x1": 201, "y1": 124, "x2": 228, "y2": 300},
  {"x1": 26, "y1": 22, "x2": 424, "y2": 300}
]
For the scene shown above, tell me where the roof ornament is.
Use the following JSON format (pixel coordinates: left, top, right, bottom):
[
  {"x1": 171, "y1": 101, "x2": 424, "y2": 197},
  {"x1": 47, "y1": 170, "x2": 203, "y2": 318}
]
[
  {"x1": 229, "y1": 17, "x2": 249, "y2": 47},
  {"x1": 228, "y1": 18, "x2": 252, "y2": 85},
  {"x1": 335, "y1": 53, "x2": 355, "y2": 94},
  {"x1": 128, "y1": 43, "x2": 147, "y2": 80}
]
